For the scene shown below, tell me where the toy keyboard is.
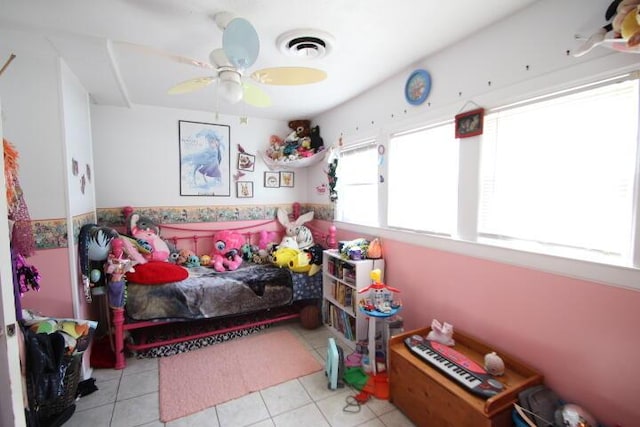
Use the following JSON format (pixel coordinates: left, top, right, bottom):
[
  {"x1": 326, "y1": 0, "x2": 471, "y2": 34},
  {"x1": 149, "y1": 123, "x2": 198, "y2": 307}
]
[{"x1": 404, "y1": 335, "x2": 504, "y2": 399}]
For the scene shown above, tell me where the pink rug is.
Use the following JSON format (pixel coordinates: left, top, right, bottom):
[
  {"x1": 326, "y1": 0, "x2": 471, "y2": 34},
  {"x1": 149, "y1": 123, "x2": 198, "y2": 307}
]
[{"x1": 158, "y1": 329, "x2": 322, "y2": 422}]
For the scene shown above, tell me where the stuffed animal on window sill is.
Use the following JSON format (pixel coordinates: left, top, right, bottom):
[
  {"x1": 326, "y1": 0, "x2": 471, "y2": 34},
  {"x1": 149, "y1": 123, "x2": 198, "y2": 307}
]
[{"x1": 210, "y1": 230, "x2": 243, "y2": 272}]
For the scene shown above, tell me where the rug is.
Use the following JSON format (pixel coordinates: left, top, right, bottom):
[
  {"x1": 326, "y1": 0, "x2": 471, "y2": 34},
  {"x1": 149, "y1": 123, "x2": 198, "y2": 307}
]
[{"x1": 158, "y1": 329, "x2": 322, "y2": 422}]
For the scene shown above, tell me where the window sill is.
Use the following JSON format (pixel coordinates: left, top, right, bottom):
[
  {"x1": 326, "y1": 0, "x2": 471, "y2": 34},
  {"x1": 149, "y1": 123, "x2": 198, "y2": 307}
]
[{"x1": 334, "y1": 221, "x2": 640, "y2": 292}]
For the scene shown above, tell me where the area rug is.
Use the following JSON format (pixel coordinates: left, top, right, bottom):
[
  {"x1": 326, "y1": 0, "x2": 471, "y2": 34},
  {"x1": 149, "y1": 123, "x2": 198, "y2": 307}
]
[{"x1": 158, "y1": 329, "x2": 322, "y2": 422}]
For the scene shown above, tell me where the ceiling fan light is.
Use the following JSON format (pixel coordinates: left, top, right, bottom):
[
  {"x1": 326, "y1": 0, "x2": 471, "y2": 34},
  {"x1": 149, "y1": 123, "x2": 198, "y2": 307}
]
[{"x1": 219, "y1": 70, "x2": 243, "y2": 103}]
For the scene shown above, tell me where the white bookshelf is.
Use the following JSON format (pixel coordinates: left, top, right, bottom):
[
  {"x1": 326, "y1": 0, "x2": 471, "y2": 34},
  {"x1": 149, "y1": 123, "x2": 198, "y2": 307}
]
[{"x1": 322, "y1": 249, "x2": 384, "y2": 349}]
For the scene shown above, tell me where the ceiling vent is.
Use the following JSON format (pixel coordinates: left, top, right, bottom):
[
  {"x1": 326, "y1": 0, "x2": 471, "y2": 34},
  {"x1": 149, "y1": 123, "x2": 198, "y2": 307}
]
[{"x1": 277, "y1": 29, "x2": 334, "y2": 59}]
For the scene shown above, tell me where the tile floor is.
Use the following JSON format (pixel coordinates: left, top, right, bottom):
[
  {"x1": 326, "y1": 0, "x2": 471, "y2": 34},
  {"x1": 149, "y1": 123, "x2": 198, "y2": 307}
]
[{"x1": 66, "y1": 321, "x2": 417, "y2": 427}]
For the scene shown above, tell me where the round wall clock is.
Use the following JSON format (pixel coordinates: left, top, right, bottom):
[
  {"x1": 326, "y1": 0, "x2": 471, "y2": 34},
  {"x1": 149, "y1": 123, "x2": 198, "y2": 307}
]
[{"x1": 405, "y1": 69, "x2": 431, "y2": 105}]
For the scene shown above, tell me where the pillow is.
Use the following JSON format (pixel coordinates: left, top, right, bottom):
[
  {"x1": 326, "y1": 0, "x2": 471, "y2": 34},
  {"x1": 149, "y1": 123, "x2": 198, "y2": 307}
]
[{"x1": 125, "y1": 261, "x2": 188, "y2": 285}]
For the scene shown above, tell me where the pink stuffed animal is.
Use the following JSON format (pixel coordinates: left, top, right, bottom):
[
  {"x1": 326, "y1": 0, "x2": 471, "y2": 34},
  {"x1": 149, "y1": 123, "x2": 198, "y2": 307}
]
[
  {"x1": 130, "y1": 214, "x2": 170, "y2": 262},
  {"x1": 210, "y1": 230, "x2": 244, "y2": 272}
]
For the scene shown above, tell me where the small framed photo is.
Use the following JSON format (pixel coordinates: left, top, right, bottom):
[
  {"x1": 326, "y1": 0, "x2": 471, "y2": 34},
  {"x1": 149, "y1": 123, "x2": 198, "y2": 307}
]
[
  {"x1": 236, "y1": 181, "x2": 253, "y2": 198},
  {"x1": 455, "y1": 108, "x2": 484, "y2": 139},
  {"x1": 264, "y1": 171, "x2": 280, "y2": 188},
  {"x1": 237, "y1": 152, "x2": 255, "y2": 171},
  {"x1": 280, "y1": 171, "x2": 295, "y2": 187}
]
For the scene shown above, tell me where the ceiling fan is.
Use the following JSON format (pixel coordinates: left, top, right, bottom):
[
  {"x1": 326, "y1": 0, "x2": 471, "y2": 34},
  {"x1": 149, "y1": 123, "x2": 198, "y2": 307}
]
[{"x1": 118, "y1": 12, "x2": 327, "y2": 108}]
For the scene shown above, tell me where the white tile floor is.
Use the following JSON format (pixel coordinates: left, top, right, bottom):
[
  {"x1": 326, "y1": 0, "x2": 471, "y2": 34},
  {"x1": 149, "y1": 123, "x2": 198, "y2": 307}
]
[{"x1": 67, "y1": 321, "x2": 417, "y2": 427}]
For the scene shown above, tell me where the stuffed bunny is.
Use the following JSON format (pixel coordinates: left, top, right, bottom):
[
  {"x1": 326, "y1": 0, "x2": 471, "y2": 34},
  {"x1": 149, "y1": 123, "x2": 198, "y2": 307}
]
[{"x1": 276, "y1": 208, "x2": 314, "y2": 250}]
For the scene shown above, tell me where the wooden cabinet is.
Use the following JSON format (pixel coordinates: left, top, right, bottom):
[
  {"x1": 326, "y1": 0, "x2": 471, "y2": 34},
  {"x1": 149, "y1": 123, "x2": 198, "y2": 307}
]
[
  {"x1": 389, "y1": 327, "x2": 543, "y2": 427},
  {"x1": 322, "y1": 249, "x2": 384, "y2": 349}
]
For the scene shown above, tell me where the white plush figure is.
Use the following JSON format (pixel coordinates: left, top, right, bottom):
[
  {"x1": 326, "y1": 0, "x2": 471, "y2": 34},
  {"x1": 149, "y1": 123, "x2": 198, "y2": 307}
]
[
  {"x1": 426, "y1": 319, "x2": 455, "y2": 346},
  {"x1": 276, "y1": 208, "x2": 314, "y2": 249}
]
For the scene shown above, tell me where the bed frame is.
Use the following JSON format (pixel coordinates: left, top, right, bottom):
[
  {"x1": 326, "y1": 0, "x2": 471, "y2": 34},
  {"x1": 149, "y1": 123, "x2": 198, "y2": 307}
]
[{"x1": 109, "y1": 203, "x2": 337, "y2": 369}]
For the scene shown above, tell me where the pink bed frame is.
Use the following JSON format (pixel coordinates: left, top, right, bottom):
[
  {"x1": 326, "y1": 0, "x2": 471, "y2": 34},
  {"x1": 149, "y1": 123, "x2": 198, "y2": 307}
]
[{"x1": 110, "y1": 203, "x2": 336, "y2": 369}]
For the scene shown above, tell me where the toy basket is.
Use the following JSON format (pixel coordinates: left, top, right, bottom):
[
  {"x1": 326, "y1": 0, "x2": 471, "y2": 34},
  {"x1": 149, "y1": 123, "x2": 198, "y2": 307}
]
[{"x1": 27, "y1": 353, "x2": 81, "y2": 422}]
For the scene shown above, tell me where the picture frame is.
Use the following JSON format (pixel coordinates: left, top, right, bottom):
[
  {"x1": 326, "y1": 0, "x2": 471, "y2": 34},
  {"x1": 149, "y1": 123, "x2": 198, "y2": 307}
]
[
  {"x1": 264, "y1": 171, "x2": 280, "y2": 188},
  {"x1": 280, "y1": 171, "x2": 295, "y2": 187},
  {"x1": 237, "y1": 152, "x2": 255, "y2": 172},
  {"x1": 236, "y1": 181, "x2": 253, "y2": 198},
  {"x1": 455, "y1": 108, "x2": 484, "y2": 138},
  {"x1": 178, "y1": 120, "x2": 231, "y2": 196}
]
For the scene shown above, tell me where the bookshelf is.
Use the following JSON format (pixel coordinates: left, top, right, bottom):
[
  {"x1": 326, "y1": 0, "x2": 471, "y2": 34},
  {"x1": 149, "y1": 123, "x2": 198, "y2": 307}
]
[{"x1": 322, "y1": 249, "x2": 385, "y2": 349}]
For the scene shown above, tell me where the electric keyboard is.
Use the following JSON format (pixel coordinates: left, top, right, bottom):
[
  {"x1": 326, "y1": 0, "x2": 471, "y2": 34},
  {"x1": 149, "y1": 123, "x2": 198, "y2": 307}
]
[{"x1": 404, "y1": 335, "x2": 504, "y2": 399}]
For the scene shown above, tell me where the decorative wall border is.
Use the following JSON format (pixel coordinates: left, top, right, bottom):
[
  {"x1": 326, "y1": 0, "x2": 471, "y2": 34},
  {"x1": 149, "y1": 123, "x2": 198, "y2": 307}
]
[
  {"x1": 29, "y1": 204, "x2": 334, "y2": 250},
  {"x1": 97, "y1": 203, "x2": 334, "y2": 228}
]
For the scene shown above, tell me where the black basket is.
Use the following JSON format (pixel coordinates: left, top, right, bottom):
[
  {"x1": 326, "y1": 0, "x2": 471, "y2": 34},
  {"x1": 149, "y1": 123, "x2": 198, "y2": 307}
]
[{"x1": 26, "y1": 353, "x2": 82, "y2": 422}]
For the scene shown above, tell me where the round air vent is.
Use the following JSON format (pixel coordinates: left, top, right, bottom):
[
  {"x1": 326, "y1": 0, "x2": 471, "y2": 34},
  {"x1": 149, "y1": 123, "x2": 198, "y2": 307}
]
[{"x1": 277, "y1": 29, "x2": 335, "y2": 59}]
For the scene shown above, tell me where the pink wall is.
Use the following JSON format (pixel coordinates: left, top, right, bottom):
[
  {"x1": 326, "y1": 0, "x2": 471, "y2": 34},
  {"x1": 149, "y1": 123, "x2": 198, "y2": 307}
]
[
  {"x1": 19, "y1": 248, "x2": 74, "y2": 318},
  {"x1": 337, "y1": 229, "x2": 640, "y2": 427}
]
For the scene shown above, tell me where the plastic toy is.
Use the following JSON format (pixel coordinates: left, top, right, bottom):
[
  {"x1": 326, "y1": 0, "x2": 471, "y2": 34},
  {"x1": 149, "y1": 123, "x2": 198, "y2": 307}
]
[{"x1": 358, "y1": 269, "x2": 401, "y2": 315}]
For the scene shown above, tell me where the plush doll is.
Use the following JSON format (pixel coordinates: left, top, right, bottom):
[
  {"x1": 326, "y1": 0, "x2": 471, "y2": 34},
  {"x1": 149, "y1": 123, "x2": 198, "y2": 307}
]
[
  {"x1": 574, "y1": 0, "x2": 640, "y2": 56},
  {"x1": 309, "y1": 125, "x2": 324, "y2": 153},
  {"x1": 210, "y1": 230, "x2": 243, "y2": 272},
  {"x1": 277, "y1": 207, "x2": 315, "y2": 250},
  {"x1": 130, "y1": 214, "x2": 170, "y2": 262},
  {"x1": 267, "y1": 135, "x2": 284, "y2": 160}
]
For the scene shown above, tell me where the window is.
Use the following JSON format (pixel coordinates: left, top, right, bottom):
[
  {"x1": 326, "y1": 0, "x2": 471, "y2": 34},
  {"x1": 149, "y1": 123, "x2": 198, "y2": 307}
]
[
  {"x1": 478, "y1": 78, "x2": 640, "y2": 262},
  {"x1": 388, "y1": 123, "x2": 459, "y2": 235},
  {"x1": 336, "y1": 141, "x2": 378, "y2": 226}
]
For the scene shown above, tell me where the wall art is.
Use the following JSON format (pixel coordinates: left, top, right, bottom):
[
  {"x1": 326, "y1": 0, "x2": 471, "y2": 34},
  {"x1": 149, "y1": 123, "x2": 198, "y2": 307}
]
[
  {"x1": 179, "y1": 120, "x2": 231, "y2": 196},
  {"x1": 455, "y1": 108, "x2": 484, "y2": 138}
]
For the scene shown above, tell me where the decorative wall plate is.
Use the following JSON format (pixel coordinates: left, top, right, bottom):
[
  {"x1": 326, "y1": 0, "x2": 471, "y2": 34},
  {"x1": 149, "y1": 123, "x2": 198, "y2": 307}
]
[{"x1": 405, "y1": 69, "x2": 431, "y2": 105}]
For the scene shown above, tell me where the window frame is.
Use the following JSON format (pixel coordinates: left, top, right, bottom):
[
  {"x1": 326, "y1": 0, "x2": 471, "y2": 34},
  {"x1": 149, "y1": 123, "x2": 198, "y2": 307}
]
[{"x1": 331, "y1": 72, "x2": 640, "y2": 292}]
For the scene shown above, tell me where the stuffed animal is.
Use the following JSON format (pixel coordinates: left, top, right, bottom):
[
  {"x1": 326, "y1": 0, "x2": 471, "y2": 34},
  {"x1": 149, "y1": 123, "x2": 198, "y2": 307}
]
[
  {"x1": 309, "y1": 125, "x2": 324, "y2": 153},
  {"x1": 210, "y1": 230, "x2": 243, "y2": 272},
  {"x1": 272, "y1": 246, "x2": 300, "y2": 268},
  {"x1": 277, "y1": 208, "x2": 314, "y2": 250},
  {"x1": 288, "y1": 119, "x2": 311, "y2": 139},
  {"x1": 130, "y1": 214, "x2": 170, "y2": 262},
  {"x1": 574, "y1": 0, "x2": 640, "y2": 56}
]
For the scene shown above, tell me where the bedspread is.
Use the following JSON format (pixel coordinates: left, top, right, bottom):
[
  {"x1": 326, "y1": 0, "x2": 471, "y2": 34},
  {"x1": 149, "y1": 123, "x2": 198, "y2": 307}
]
[{"x1": 125, "y1": 262, "x2": 319, "y2": 321}]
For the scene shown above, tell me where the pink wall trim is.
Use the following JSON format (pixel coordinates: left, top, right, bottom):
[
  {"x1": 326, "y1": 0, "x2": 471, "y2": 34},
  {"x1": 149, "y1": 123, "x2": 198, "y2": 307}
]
[{"x1": 336, "y1": 229, "x2": 640, "y2": 427}]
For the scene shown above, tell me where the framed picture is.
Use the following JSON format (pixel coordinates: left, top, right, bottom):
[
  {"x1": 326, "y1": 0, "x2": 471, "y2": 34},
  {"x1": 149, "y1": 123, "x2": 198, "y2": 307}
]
[
  {"x1": 455, "y1": 108, "x2": 484, "y2": 138},
  {"x1": 178, "y1": 120, "x2": 231, "y2": 196},
  {"x1": 237, "y1": 152, "x2": 255, "y2": 171},
  {"x1": 236, "y1": 181, "x2": 253, "y2": 198},
  {"x1": 264, "y1": 171, "x2": 280, "y2": 188},
  {"x1": 280, "y1": 171, "x2": 295, "y2": 187}
]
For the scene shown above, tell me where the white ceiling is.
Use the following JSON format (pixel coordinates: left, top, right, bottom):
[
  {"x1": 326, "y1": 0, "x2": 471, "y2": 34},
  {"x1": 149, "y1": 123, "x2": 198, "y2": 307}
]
[{"x1": 0, "y1": 0, "x2": 540, "y2": 121}]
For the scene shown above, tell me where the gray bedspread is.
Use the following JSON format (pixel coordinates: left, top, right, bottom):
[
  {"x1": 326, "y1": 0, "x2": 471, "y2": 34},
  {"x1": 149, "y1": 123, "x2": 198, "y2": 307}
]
[{"x1": 125, "y1": 262, "x2": 318, "y2": 321}]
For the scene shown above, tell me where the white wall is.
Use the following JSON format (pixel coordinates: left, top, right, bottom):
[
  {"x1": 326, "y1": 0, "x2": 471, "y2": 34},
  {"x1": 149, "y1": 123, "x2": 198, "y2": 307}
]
[
  {"x1": 0, "y1": 48, "x2": 67, "y2": 219},
  {"x1": 60, "y1": 60, "x2": 96, "y2": 217},
  {"x1": 314, "y1": 0, "x2": 639, "y2": 150},
  {"x1": 91, "y1": 104, "x2": 308, "y2": 208}
]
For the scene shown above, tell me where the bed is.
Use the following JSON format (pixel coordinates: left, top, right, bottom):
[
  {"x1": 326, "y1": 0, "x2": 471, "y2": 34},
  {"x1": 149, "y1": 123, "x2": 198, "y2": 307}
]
[{"x1": 92, "y1": 204, "x2": 336, "y2": 369}]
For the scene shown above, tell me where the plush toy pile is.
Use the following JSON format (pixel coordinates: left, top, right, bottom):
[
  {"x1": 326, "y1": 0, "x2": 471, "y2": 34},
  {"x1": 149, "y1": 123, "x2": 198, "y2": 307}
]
[{"x1": 266, "y1": 120, "x2": 325, "y2": 163}]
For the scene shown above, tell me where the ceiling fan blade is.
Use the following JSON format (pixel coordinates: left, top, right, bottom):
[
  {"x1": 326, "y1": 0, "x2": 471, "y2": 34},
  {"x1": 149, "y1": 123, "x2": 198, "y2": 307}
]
[
  {"x1": 168, "y1": 76, "x2": 217, "y2": 94},
  {"x1": 242, "y1": 82, "x2": 271, "y2": 107},
  {"x1": 250, "y1": 67, "x2": 326, "y2": 86},
  {"x1": 222, "y1": 17, "x2": 260, "y2": 69},
  {"x1": 114, "y1": 41, "x2": 216, "y2": 70}
]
